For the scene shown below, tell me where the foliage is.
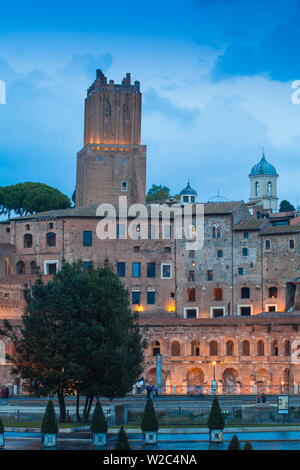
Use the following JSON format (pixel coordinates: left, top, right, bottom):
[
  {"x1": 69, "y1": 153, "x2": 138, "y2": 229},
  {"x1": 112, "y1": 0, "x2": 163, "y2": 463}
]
[
  {"x1": 41, "y1": 400, "x2": 58, "y2": 434},
  {"x1": 207, "y1": 398, "x2": 225, "y2": 430},
  {"x1": 243, "y1": 441, "x2": 253, "y2": 450},
  {"x1": 141, "y1": 397, "x2": 159, "y2": 432},
  {"x1": 279, "y1": 199, "x2": 296, "y2": 212},
  {"x1": 146, "y1": 184, "x2": 170, "y2": 201},
  {"x1": 0, "y1": 182, "x2": 71, "y2": 218},
  {"x1": 0, "y1": 416, "x2": 4, "y2": 434},
  {"x1": 115, "y1": 425, "x2": 131, "y2": 450},
  {"x1": 1, "y1": 259, "x2": 146, "y2": 422},
  {"x1": 90, "y1": 401, "x2": 108, "y2": 433},
  {"x1": 228, "y1": 434, "x2": 241, "y2": 450}
]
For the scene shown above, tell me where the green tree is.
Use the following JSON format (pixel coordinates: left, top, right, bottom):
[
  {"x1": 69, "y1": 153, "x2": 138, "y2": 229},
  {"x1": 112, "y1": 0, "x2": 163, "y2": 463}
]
[
  {"x1": 90, "y1": 401, "x2": 108, "y2": 433},
  {"x1": 115, "y1": 426, "x2": 131, "y2": 450},
  {"x1": 228, "y1": 434, "x2": 241, "y2": 450},
  {"x1": 207, "y1": 398, "x2": 225, "y2": 430},
  {"x1": 0, "y1": 182, "x2": 71, "y2": 217},
  {"x1": 0, "y1": 416, "x2": 4, "y2": 434},
  {"x1": 243, "y1": 441, "x2": 253, "y2": 450},
  {"x1": 1, "y1": 259, "x2": 146, "y2": 423},
  {"x1": 41, "y1": 400, "x2": 58, "y2": 434},
  {"x1": 146, "y1": 184, "x2": 170, "y2": 201},
  {"x1": 141, "y1": 397, "x2": 159, "y2": 432},
  {"x1": 279, "y1": 199, "x2": 295, "y2": 212}
]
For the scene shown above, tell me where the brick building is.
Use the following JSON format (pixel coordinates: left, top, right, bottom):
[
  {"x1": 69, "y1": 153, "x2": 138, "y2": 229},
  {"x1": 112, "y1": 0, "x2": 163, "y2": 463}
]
[{"x1": 0, "y1": 70, "x2": 300, "y2": 394}]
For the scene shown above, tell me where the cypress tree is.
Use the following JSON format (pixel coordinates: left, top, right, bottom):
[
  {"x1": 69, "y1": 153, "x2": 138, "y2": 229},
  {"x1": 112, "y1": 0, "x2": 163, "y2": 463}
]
[
  {"x1": 41, "y1": 400, "x2": 58, "y2": 434},
  {"x1": 141, "y1": 397, "x2": 159, "y2": 432},
  {"x1": 90, "y1": 401, "x2": 108, "y2": 433},
  {"x1": 243, "y1": 441, "x2": 253, "y2": 450},
  {"x1": 115, "y1": 425, "x2": 131, "y2": 450},
  {"x1": 207, "y1": 398, "x2": 224, "y2": 430},
  {"x1": 0, "y1": 416, "x2": 4, "y2": 434},
  {"x1": 228, "y1": 434, "x2": 241, "y2": 450}
]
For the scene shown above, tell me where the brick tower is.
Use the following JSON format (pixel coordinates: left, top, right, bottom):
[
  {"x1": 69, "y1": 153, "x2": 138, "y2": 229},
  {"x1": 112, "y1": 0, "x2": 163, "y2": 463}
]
[{"x1": 75, "y1": 70, "x2": 146, "y2": 207}]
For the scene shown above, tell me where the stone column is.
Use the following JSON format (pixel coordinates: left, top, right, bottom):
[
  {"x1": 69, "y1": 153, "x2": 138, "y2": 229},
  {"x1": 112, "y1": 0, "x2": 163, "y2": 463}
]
[{"x1": 156, "y1": 354, "x2": 162, "y2": 388}]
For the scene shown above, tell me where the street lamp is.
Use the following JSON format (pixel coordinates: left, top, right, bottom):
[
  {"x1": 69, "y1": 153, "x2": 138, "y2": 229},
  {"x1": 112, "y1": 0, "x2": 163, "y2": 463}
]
[{"x1": 211, "y1": 361, "x2": 217, "y2": 394}]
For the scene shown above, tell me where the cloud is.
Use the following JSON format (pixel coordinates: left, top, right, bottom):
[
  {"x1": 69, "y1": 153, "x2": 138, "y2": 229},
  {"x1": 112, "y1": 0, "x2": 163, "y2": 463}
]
[
  {"x1": 212, "y1": 15, "x2": 300, "y2": 82},
  {"x1": 60, "y1": 53, "x2": 113, "y2": 79}
]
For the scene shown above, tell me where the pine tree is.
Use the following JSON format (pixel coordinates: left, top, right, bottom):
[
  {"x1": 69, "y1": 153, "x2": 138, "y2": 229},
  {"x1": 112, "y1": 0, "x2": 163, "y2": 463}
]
[
  {"x1": 228, "y1": 434, "x2": 241, "y2": 450},
  {"x1": 41, "y1": 400, "x2": 58, "y2": 434},
  {"x1": 243, "y1": 441, "x2": 253, "y2": 450},
  {"x1": 0, "y1": 416, "x2": 4, "y2": 434},
  {"x1": 207, "y1": 398, "x2": 225, "y2": 430},
  {"x1": 90, "y1": 401, "x2": 108, "y2": 433},
  {"x1": 115, "y1": 426, "x2": 131, "y2": 450},
  {"x1": 141, "y1": 397, "x2": 159, "y2": 432}
]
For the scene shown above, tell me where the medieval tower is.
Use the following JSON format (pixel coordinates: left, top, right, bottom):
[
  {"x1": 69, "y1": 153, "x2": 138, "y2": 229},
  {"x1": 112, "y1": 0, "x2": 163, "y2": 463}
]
[{"x1": 75, "y1": 69, "x2": 146, "y2": 207}]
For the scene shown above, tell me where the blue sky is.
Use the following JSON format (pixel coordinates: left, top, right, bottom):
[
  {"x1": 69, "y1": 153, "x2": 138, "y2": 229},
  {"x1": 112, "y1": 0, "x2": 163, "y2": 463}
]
[{"x1": 1, "y1": 0, "x2": 300, "y2": 207}]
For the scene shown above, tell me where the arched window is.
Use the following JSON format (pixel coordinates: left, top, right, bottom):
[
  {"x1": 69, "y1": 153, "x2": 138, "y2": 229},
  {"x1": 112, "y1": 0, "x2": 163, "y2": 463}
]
[
  {"x1": 212, "y1": 224, "x2": 221, "y2": 239},
  {"x1": 241, "y1": 287, "x2": 250, "y2": 299},
  {"x1": 152, "y1": 341, "x2": 160, "y2": 356},
  {"x1": 271, "y1": 340, "x2": 278, "y2": 356},
  {"x1": 257, "y1": 340, "x2": 265, "y2": 356},
  {"x1": 0, "y1": 340, "x2": 5, "y2": 365},
  {"x1": 267, "y1": 182, "x2": 272, "y2": 196},
  {"x1": 269, "y1": 286, "x2": 277, "y2": 298},
  {"x1": 24, "y1": 233, "x2": 33, "y2": 248},
  {"x1": 30, "y1": 261, "x2": 37, "y2": 274},
  {"x1": 171, "y1": 341, "x2": 180, "y2": 356},
  {"x1": 209, "y1": 340, "x2": 218, "y2": 356},
  {"x1": 242, "y1": 340, "x2": 250, "y2": 356},
  {"x1": 213, "y1": 288, "x2": 223, "y2": 301},
  {"x1": 46, "y1": 232, "x2": 56, "y2": 247},
  {"x1": 226, "y1": 340, "x2": 234, "y2": 356},
  {"x1": 255, "y1": 182, "x2": 259, "y2": 197},
  {"x1": 16, "y1": 260, "x2": 25, "y2": 274},
  {"x1": 284, "y1": 340, "x2": 291, "y2": 356},
  {"x1": 191, "y1": 340, "x2": 200, "y2": 356}
]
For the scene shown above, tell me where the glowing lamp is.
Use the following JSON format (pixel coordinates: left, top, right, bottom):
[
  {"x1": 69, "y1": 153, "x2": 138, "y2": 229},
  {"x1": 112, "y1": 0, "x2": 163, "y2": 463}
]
[{"x1": 136, "y1": 304, "x2": 144, "y2": 313}]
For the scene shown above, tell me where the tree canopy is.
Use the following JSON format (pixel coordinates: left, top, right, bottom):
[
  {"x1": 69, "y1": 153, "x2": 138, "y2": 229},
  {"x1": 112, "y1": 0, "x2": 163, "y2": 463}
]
[
  {"x1": 0, "y1": 182, "x2": 71, "y2": 217},
  {"x1": 279, "y1": 199, "x2": 296, "y2": 212},
  {"x1": 207, "y1": 398, "x2": 225, "y2": 430},
  {"x1": 1, "y1": 259, "x2": 146, "y2": 422},
  {"x1": 146, "y1": 184, "x2": 170, "y2": 201}
]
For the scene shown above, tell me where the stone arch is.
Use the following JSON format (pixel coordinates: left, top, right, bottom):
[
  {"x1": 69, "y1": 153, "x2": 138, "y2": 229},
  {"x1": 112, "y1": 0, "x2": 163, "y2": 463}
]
[
  {"x1": 16, "y1": 260, "x2": 25, "y2": 274},
  {"x1": 222, "y1": 368, "x2": 238, "y2": 393},
  {"x1": 187, "y1": 368, "x2": 204, "y2": 394},
  {"x1": 147, "y1": 367, "x2": 167, "y2": 386},
  {"x1": 226, "y1": 340, "x2": 234, "y2": 356},
  {"x1": 256, "y1": 368, "x2": 268, "y2": 393},
  {"x1": 171, "y1": 341, "x2": 180, "y2": 356}
]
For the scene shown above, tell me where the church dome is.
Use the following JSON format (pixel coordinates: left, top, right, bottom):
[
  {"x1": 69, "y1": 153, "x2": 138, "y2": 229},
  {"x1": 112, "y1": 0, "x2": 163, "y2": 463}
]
[
  {"x1": 250, "y1": 153, "x2": 278, "y2": 176},
  {"x1": 179, "y1": 181, "x2": 197, "y2": 196}
]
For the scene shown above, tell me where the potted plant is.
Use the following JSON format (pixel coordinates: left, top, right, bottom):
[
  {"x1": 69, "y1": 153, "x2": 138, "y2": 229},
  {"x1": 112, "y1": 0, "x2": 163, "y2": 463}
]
[
  {"x1": 141, "y1": 397, "x2": 159, "y2": 445},
  {"x1": 207, "y1": 397, "x2": 224, "y2": 443},
  {"x1": 0, "y1": 415, "x2": 4, "y2": 448},
  {"x1": 41, "y1": 400, "x2": 58, "y2": 448},
  {"x1": 90, "y1": 400, "x2": 108, "y2": 448},
  {"x1": 115, "y1": 425, "x2": 131, "y2": 450}
]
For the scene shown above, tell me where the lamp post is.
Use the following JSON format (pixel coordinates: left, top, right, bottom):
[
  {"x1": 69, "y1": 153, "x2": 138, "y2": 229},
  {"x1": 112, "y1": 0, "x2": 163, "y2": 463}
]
[{"x1": 211, "y1": 361, "x2": 217, "y2": 395}]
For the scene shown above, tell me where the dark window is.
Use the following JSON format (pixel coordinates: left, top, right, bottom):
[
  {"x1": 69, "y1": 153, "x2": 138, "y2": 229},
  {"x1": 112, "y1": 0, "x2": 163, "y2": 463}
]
[
  {"x1": 16, "y1": 261, "x2": 25, "y2": 274},
  {"x1": 242, "y1": 341, "x2": 250, "y2": 356},
  {"x1": 132, "y1": 262, "x2": 141, "y2": 278},
  {"x1": 46, "y1": 232, "x2": 56, "y2": 247},
  {"x1": 284, "y1": 340, "x2": 291, "y2": 356},
  {"x1": 30, "y1": 261, "x2": 37, "y2": 274},
  {"x1": 242, "y1": 248, "x2": 248, "y2": 256},
  {"x1": 290, "y1": 239, "x2": 295, "y2": 249},
  {"x1": 164, "y1": 246, "x2": 171, "y2": 253},
  {"x1": 269, "y1": 286, "x2": 277, "y2": 298},
  {"x1": 238, "y1": 267, "x2": 244, "y2": 275},
  {"x1": 257, "y1": 340, "x2": 264, "y2": 356},
  {"x1": 133, "y1": 246, "x2": 140, "y2": 252},
  {"x1": 207, "y1": 270, "x2": 213, "y2": 281},
  {"x1": 188, "y1": 271, "x2": 195, "y2": 282},
  {"x1": 132, "y1": 291, "x2": 140, "y2": 304},
  {"x1": 241, "y1": 287, "x2": 250, "y2": 299},
  {"x1": 153, "y1": 341, "x2": 160, "y2": 356},
  {"x1": 212, "y1": 308, "x2": 224, "y2": 318},
  {"x1": 213, "y1": 288, "x2": 222, "y2": 301},
  {"x1": 162, "y1": 264, "x2": 171, "y2": 278},
  {"x1": 271, "y1": 340, "x2": 278, "y2": 356},
  {"x1": 49, "y1": 223, "x2": 53, "y2": 229},
  {"x1": 190, "y1": 196, "x2": 195, "y2": 203},
  {"x1": 83, "y1": 231, "x2": 92, "y2": 247},
  {"x1": 256, "y1": 211, "x2": 261, "y2": 219},
  {"x1": 83, "y1": 261, "x2": 92, "y2": 272},
  {"x1": 183, "y1": 196, "x2": 189, "y2": 203},
  {"x1": 170, "y1": 292, "x2": 175, "y2": 298},
  {"x1": 217, "y1": 249, "x2": 223, "y2": 258},
  {"x1": 240, "y1": 306, "x2": 251, "y2": 316},
  {"x1": 243, "y1": 231, "x2": 249, "y2": 239},
  {"x1": 226, "y1": 341, "x2": 234, "y2": 356},
  {"x1": 186, "y1": 308, "x2": 197, "y2": 318},
  {"x1": 25, "y1": 224, "x2": 30, "y2": 230},
  {"x1": 147, "y1": 291, "x2": 155, "y2": 304},
  {"x1": 189, "y1": 250, "x2": 195, "y2": 258},
  {"x1": 265, "y1": 239, "x2": 270, "y2": 250},
  {"x1": 116, "y1": 262, "x2": 126, "y2": 277},
  {"x1": 47, "y1": 263, "x2": 57, "y2": 275},
  {"x1": 212, "y1": 224, "x2": 220, "y2": 238},
  {"x1": 187, "y1": 288, "x2": 196, "y2": 302},
  {"x1": 147, "y1": 262, "x2": 156, "y2": 278},
  {"x1": 24, "y1": 234, "x2": 33, "y2": 248},
  {"x1": 6, "y1": 227, "x2": 10, "y2": 233},
  {"x1": 268, "y1": 305, "x2": 276, "y2": 312}
]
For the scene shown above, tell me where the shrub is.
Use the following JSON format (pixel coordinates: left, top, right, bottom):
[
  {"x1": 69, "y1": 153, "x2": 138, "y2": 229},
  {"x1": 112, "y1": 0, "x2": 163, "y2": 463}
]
[
  {"x1": 41, "y1": 400, "x2": 58, "y2": 434},
  {"x1": 141, "y1": 398, "x2": 159, "y2": 432},
  {"x1": 228, "y1": 434, "x2": 241, "y2": 450},
  {"x1": 243, "y1": 441, "x2": 253, "y2": 450},
  {"x1": 0, "y1": 416, "x2": 4, "y2": 434},
  {"x1": 90, "y1": 401, "x2": 108, "y2": 433},
  {"x1": 207, "y1": 398, "x2": 225, "y2": 430},
  {"x1": 115, "y1": 426, "x2": 131, "y2": 450}
]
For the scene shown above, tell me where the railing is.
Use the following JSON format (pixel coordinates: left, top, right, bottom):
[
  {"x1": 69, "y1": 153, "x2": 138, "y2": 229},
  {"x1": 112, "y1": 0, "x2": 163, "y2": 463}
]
[{"x1": 134, "y1": 384, "x2": 298, "y2": 396}]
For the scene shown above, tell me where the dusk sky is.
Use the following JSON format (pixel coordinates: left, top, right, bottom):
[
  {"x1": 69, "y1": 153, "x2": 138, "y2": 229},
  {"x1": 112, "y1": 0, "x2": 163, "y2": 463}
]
[{"x1": 1, "y1": 0, "x2": 300, "y2": 206}]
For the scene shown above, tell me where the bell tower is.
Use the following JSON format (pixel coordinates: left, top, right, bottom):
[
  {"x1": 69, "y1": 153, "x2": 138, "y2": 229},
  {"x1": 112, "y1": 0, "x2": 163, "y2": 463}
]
[{"x1": 75, "y1": 70, "x2": 146, "y2": 207}]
